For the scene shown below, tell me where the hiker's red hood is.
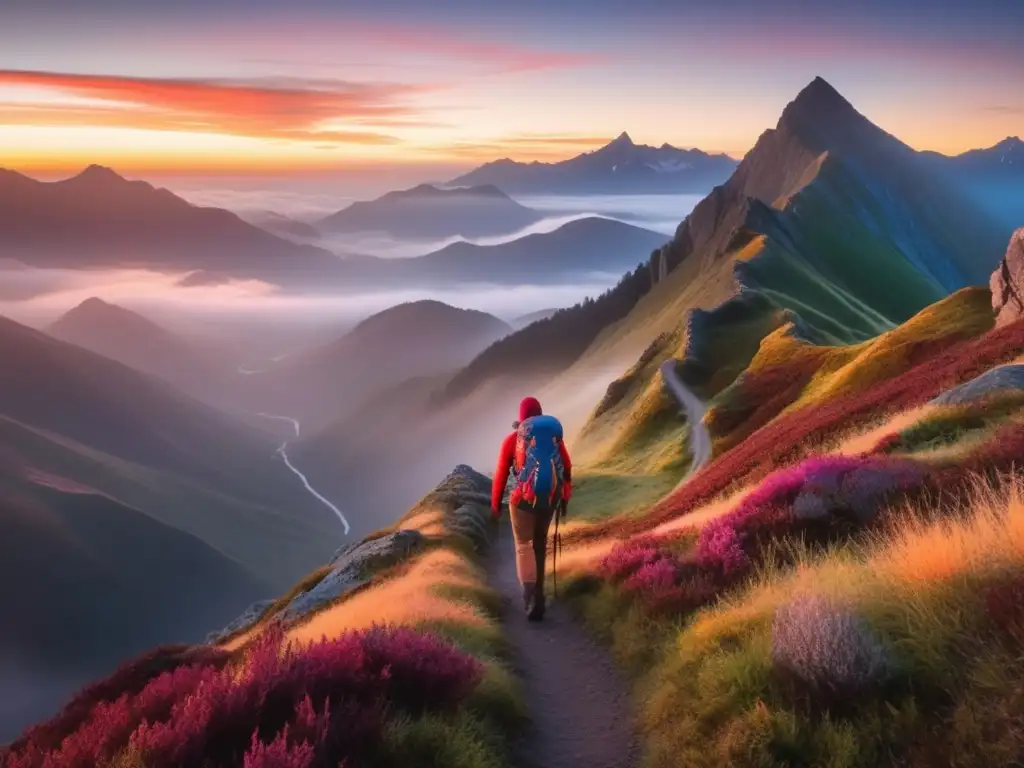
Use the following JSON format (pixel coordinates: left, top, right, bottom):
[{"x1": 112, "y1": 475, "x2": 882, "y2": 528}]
[{"x1": 519, "y1": 397, "x2": 542, "y2": 422}]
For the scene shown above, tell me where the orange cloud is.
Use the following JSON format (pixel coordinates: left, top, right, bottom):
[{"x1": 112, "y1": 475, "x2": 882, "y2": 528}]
[
  {"x1": 436, "y1": 133, "x2": 610, "y2": 161},
  {"x1": 0, "y1": 69, "x2": 431, "y2": 143}
]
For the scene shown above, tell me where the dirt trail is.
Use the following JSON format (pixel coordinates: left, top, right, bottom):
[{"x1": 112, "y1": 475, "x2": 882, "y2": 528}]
[
  {"x1": 659, "y1": 360, "x2": 711, "y2": 484},
  {"x1": 489, "y1": 524, "x2": 640, "y2": 768}
]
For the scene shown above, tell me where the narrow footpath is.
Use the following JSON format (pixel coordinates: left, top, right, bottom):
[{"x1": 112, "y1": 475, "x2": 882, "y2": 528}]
[
  {"x1": 659, "y1": 359, "x2": 711, "y2": 484},
  {"x1": 489, "y1": 525, "x2": 640, "y2": 768}
]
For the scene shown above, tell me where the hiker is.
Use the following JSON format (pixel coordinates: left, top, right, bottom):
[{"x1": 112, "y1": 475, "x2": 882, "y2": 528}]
[{"x1": 491, "y1": 396, "x2": 572, "y2": 621}]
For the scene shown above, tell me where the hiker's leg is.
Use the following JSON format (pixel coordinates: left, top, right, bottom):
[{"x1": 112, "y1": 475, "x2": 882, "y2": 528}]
[
  {"x1": 531, "y1": 507, "x2": 554, "y2": 600},
  {"x1": 509, "y1": 504, "x2": 537, "y2": 586}
]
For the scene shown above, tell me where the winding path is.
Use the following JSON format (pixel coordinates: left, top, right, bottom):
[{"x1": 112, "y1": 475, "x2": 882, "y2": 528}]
[
  {"x1": 659, "y1": 359, "x2": 711, "y2": 483},
  {"x1": 484, "y1": 359, "x2": 708, "y2": 767},
  {"x1": 489, "y1": 530, "x2": 640, "y2": 768},
  {"x1": 254, "y1": 413, "x2": 351, "y2": 535}
]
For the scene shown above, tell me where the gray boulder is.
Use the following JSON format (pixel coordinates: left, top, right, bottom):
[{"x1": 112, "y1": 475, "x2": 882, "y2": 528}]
[
  {"x1": 205, "y1": 598, "x2": 275, "y2": 644},
  {"x1": 277, "y1": 529, "x2": 425, "y2": 623},
  {"x1": 990, "y1": 228, "x2": 1024, "y2": 326},
  {"x1": 930, "y1": 364, "x2": 1024, "y2": 406}
]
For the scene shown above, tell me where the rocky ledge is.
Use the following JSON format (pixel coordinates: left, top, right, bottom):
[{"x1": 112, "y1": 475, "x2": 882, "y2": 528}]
[
  {"x1": 990, "y1": 227, "x2": 1024, "y2": 326},
  {"x1": 206, "y1": 464, "x2": 492, "y2": 643}
]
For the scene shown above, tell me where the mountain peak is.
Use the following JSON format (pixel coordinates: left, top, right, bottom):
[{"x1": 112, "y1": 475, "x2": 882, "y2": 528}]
[
  {"x1": 58, "y1": 297, "x2": 134, "y2": 323},
  {"x1": 610, "y1": 131, "x2": 634, "y2": 148},
  {"x1": 789, "y1": 76, "x2": 852, "y2": 115},
  {"x1": 76, "y1": 296, "x2": 114, "y2": 312},
  {"x1": 72, "y1": 164, "x2": 125, "y2": 184},
  {"x1": 996, "y1": 136, "x2": 1023, "y2": 150}
]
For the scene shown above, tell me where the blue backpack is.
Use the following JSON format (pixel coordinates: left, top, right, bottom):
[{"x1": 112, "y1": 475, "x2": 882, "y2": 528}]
[{"x1": 514, "y1": 414, "x2": 566, "y2": 510}]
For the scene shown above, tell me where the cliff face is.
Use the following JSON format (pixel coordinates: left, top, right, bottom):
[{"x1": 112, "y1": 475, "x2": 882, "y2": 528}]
[{"x1": 991, "y1": 228, "x2": 1024, "y2": 326}]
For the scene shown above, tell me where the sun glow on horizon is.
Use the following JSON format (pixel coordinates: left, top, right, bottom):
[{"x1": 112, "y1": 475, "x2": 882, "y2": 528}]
[{"x1": 1, "y1": 3, "x2": 1021, "y2": 174}]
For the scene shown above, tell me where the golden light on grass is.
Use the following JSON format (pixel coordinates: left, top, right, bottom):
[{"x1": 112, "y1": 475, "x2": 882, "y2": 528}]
[
  {"x1": 684, "y1": 474, "x2": 1024, "y2": 657},
  {"x1": 287, "y1": 548, "x2": 489, "y2": 645},
  {"x1": 651, "y1": 486, "x2": 751, "y2": 537},
  {"x1": 830, "y1": 405, "x2": 937, "y2": 455},
  {"x1": 873, "y1": 478, "x2": 1024, "y2": 586},
  {"x1": 554, "y1": 538, "x2": 618, "y2": 576}
]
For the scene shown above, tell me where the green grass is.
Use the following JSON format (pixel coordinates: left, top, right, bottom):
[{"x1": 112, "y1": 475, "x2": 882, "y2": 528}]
[
  {"x1": 887, "y1": 392, "x2": 1024, "y2": 455},
  {"x1": 570, "y1": 469, "x2": 683, "y2": 522}
]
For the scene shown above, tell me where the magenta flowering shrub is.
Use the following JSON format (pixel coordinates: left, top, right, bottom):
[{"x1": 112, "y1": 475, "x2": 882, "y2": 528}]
[
  {"x1": 3, "y1": 626, "x2": 484, "y2": 768},
  {"x1": 598, "y1": 542, "x2": 719, "y2": 617},
  {"x1": 597, "y1": 537, "x2": 665, "y2": 582},
  {"x1": 623, "y1": 557, "x2": 678, "y2": 593},
  {"x1": 593, "y1": 455, "x2": 929, "y2": 620},
  {"x1": 695, "y1": 455, "x2": 927, "y2": 578},
  {"x1": 2, "y1": 645, "x2": 231, "y2": 762}
]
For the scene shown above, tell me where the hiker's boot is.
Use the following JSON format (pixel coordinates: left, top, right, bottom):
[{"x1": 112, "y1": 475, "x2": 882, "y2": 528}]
[
  {"x1": 522, "y1": 582, "x2": 536, "y2": 614},
  {"x1": 528, "y1": 588, "x2": 546, "y2": 622}
]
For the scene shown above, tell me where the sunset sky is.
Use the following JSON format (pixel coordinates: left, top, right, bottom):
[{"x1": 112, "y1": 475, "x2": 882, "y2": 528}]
[{"x1": 2, "y1": 0, "x2": 1022, "y2": 177}]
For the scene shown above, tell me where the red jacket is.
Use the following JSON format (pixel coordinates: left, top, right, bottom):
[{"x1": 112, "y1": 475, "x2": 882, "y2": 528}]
[{"x1": 491, "y1": 430, "x2": 572, "y2": 513}]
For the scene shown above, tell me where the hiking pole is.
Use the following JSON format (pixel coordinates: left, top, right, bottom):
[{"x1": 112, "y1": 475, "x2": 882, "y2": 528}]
[{"x1": 552, "y1": 501, "x2": 563, "y2": 599}]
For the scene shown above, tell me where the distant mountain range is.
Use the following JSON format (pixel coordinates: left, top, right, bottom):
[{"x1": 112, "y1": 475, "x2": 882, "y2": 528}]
[
  {"x1": 48, "y1": 298, "x2": 232, "y2": 408},
  {"x1": 0, "y1": 166, "x2": 668, "y2": 291},
  {"x1": 0, "y1": 166, "x2": 345, "y2": 286},
  {"x1": 239, "y1": 209, "x2": 322, "y2": 240},
  {"x1": 375, "y1": 217, "x2": 667, "y2": 285},
  {"x1": 922, "y1": 137, "x2": 1024, "y2": 231},
  {"x1": 447, "y1": 133, "x2": 739, "y2": 195},
  {"x1": 242, "y1": 299, "x2": 512, "y2": 426},
  {"x1": 317, "y1": 183, "x2": 543, "y2": 239}
]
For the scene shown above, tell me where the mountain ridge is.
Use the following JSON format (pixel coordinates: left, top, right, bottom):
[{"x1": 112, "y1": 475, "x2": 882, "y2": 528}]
[
  {"x1": 0, "y1": 165, "x2": 346, "y2": 286},
  {"x1": 448, "y1": 133, "x2": 738, "y2": 194},
  {"x1": 317, "y1": 182, "x2": 542, "y2": 239}
]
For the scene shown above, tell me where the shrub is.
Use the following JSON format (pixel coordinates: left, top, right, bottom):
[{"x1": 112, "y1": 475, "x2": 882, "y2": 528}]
[
  {"x1": 6, "y1": 627, "x2": 485, "y2": 768},
  {"x1": 694, "y1": 456, "x2": 925, "y2": 577},
  {"x1": 771, "y1": 594, "x2": 892, "y2": 697},
  {"x1": 1, "y1": 645, "x2": 231, "y2": 764},
  {"x1": 597, "y1": 537, "x2": 665, "y2": 582}
]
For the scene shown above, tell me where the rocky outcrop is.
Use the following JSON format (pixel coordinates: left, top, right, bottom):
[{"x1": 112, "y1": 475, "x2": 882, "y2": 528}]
[
  {"x1": 420, "y1": 464, "x2": 493, "y2": 553},
  {"x1": 205, "y1": 599, "x2": 275, "y2": 644},
  {"x1": 276, "y1": 529, "x2": 426, "y2": 623},
  {"x1": 991, "y1": 228, "x2": 1024, "y2": 326},
  {"x1": 206, "y1": 465, "x2": 493, "y2": 641},
  {"x1": 930, "y1": 364, "x2": 1024, "y2": 406}
]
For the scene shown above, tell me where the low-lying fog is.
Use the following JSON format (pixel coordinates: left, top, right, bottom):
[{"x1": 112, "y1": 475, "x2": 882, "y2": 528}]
[{"x1": 1, "y1": 190, "x2": 699, "y2": 361}]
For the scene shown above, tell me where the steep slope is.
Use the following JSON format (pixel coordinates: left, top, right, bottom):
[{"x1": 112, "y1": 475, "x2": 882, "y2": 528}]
[
  {"x1": 512, "y1": 307, "x2": 562, "y2": 329},
  {"x1": 0, "y1": 165, "x2": 344, "y2": 286},
  {"x1": 449, "y1": 133, "x2": 738, "y2": 194},
  {"x1": 245, "y1": 300, "x2": 512, "y2": 425},
  {"x1": 317, "y1": 183, "x2": 542, "y2": 239},
  {"x1": 47, "y1": 298, "x2": 231, "y2": 407},
  {"x1": 447, "y1": 78, "x2": 1007, "y2": 414},
  {"x1": 0, "y1": 314, "x2": 339, "y2": 582},
  {"x1": 0, "y1": 461, "x2": 266, "y2": 740}
]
